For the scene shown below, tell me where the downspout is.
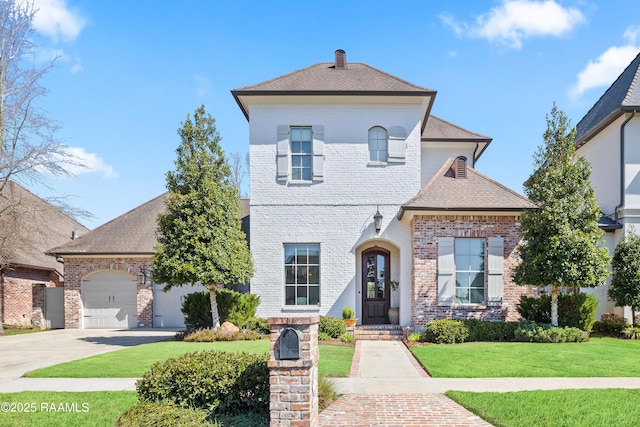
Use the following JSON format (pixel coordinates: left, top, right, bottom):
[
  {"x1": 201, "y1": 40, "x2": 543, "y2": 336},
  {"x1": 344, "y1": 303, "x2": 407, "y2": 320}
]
[{"x1": 615, "y1": 110, "x2": 637, "y2": 223}]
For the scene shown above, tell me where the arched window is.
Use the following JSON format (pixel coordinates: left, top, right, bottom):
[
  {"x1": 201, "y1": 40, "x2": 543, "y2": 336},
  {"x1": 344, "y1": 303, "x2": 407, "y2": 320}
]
[{"x1": 368, "y1": 127, "x2": 388, "y2": 162}]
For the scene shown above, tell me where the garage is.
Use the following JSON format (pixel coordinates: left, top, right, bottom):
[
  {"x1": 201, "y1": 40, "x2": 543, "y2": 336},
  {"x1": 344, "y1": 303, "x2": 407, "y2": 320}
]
[
  {"x1": 153, "y1": 283, "x2": 208, "y2": 328},
  {"x1": 81, "y1": 271, "x2": 138, "y2": 328}
]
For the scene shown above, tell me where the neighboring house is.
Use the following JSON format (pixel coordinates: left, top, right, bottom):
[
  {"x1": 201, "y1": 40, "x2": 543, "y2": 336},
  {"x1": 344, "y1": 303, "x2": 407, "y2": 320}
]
[
  {"x1": 0, "y1": 181, "x2": 89, "y2": 329},
  {"x1": 575, "y1": 50, "x2": 640, "y2": 323},
  {"x1": 46, "y1": 194, "x2": 249, "y2": 329},
  {"x1": 232, "y1": 50, "x2": 534, "y2": 327}
]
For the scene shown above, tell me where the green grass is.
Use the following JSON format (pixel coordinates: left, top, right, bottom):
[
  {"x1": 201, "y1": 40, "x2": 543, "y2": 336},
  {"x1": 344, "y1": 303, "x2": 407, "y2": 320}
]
[
  {"x1": 0, "y1": 391, "x2": 137, "y2": 427},
  {"x1": 26, "y1": 339, "x2": 354, "y2": 378},
  {"x1": 446, "y1": 389, "x2": 640, "y2": 427},
  {"x1": 411, "y1": 337, "x2": 640, "y2": 377}
]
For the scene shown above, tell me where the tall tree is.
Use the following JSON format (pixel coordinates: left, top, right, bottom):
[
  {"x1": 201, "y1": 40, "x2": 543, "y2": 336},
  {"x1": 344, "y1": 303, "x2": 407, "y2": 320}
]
[
  {"x1": 0, "y1": 1, "x2": 80, "y2": 334},
  {"x1": 513, "y1": 104, "x2": 610, "y2": 326},
  {"x1": 609, "y1": 230, "x2": 640, "y2": 327},
  {"x1": 153, "y1": 105, "x2": 253, "y2": 328}
]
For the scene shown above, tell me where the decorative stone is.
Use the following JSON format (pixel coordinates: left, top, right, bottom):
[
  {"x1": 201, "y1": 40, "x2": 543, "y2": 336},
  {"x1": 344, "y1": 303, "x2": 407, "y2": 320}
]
[{"x1": 221, "y1": 321, "x2": 240, "y2": 333}]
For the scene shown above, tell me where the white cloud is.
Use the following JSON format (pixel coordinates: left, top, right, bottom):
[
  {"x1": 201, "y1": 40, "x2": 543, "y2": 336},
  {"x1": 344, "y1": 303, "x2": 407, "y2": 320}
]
[
  {"x1": 32, "y1": 0, "x2": 86, "y2": 42},
  {"x1": 441, "y1": 0, "x2": 585, "y2": 49},
  {"x1": 65, "y1": 147, "x2": 117, "y2": 179},
  {"x1": 570, "y1": 27, "x2": 640, "y2": 98}
]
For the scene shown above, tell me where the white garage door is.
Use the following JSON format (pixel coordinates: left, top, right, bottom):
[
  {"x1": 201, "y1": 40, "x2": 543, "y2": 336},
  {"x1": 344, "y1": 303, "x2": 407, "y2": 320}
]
[
  {"x1": 82, "y1": 271, "x2": 138, "y2": 328},
  {"x1": 153, "y1": 283, "x2": 208, "y2": 328}
]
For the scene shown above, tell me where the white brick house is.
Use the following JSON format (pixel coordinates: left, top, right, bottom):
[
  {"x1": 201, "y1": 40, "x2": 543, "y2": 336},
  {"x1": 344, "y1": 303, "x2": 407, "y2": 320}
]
[
  {"x1": 575, "y1": 51, "x2": 640, "y2": 323},
  {"x1": 233, "y1": 50, "x2": 533, "y2": 326}
]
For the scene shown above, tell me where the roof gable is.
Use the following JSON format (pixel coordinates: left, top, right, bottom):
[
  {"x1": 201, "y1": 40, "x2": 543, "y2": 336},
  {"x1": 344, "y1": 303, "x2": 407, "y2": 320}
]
[
  {"x1": 576, "y1": 51, "x2": 640, "y2": 145},
  {"x1": 399, "y1": 158, "x2": 534, "y2": 219},
  {"x1": 0, "y1": 181, "x2": 89, "y2": 270}
]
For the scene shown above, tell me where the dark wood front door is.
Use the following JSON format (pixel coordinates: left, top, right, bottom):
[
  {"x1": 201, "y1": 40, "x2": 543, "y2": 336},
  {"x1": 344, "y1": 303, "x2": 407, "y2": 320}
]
[{"x1": 362, "y1": 248, "x2": 390, "y2": 324}]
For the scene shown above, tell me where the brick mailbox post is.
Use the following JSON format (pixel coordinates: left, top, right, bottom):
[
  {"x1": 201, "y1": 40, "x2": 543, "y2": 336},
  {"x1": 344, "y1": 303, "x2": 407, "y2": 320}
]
[{"x1": 268, "y1": 316, "x2": 320, "y2": 427}]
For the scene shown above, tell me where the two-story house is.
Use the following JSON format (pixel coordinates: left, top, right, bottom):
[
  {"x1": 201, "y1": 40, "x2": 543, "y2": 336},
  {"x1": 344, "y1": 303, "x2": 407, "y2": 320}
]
[
  {"x1": 232, "y1": 50, "x2": 534, "y2": 328},
  {"x1": 575, "y1": 51, "x2": 640, "y2": 323}
]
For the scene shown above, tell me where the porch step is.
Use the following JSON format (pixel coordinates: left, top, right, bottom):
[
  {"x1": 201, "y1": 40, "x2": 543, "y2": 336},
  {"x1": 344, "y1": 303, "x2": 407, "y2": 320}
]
[{"x1": 355, "y1": 325, "x2": 406, "y2": 341}]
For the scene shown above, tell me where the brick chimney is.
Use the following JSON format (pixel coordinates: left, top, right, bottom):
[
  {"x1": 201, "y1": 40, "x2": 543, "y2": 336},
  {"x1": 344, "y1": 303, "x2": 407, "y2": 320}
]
[{"x1": 335, "y1": 49, "x2": 346, "y2": 69}]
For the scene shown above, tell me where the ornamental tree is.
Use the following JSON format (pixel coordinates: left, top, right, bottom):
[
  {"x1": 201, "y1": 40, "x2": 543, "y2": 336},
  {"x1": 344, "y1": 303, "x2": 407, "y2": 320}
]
[
  {"x1": 153, "y1": 105, "x2": 253, "y2": 328},
  {"x1": 609, "y1": 230, "x2": 640, "y2": 327},
  {"x1": 513, "y1": 104, "x2": 610, "y2": 326}
]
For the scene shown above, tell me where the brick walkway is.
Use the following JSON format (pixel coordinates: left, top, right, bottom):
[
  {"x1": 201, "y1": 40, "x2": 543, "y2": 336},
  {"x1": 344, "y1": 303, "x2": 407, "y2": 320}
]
[
  {"x1": 319, "y1": 340, "x2": 493, "y2": 426},
  {"x1": 319, "y1": 393, "x2": 492, "y2": 427}
]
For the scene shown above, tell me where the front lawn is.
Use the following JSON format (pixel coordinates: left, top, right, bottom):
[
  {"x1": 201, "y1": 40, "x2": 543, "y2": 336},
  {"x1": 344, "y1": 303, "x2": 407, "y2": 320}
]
[
  {"x1": 26, "y1": 339, "x2": 354, "y2": 378},
  {"x1": 447, "y1": 389, "x2": 640, "y2": 427},
  {"x1": 0, "y1": 391, "x2": 137, "y2": 427},
  {"x1": 411, "y1": 337, "x2": 640, "y2": 377}
]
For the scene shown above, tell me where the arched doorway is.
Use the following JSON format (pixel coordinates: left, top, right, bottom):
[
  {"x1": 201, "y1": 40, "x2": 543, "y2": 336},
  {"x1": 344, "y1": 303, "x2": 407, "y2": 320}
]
[{"x1": 362, "y1": 247, "x2": 390, "y2": 324}]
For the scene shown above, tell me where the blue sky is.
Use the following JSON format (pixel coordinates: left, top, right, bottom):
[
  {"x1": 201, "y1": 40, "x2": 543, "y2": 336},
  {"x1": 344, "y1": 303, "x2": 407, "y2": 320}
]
[{"x1": 25, "y1": 0, "x2": 640, "y2": 227}]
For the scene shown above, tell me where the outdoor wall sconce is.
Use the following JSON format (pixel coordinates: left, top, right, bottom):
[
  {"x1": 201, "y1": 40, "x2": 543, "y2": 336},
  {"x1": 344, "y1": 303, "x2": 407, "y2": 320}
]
[
  {"x1": 374, "y1": 207, "x2": 383, "y2": 235},
  {"x1": 138, "y1": 268, "x2": 148, "y2": 285}
]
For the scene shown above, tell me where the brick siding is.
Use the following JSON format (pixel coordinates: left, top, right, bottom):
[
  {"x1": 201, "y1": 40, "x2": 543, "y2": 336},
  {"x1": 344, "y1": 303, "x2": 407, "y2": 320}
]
[
  {"x1": 411, "y1": 214, "x2": 527, "y2": 328},
  {"x1": 1, "y1": 267, "x2": 59, "y2": 327}
]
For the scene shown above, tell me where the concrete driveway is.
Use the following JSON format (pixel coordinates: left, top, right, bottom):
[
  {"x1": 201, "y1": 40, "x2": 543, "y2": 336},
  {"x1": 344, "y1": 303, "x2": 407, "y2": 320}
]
[{"x1": 0, "y1": 328, "x2": 177, "y2": 384}]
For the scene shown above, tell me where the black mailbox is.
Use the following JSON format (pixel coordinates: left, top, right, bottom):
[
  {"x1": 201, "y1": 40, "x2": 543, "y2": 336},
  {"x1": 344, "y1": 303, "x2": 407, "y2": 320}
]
[{"x1": 278, "y1": 327, "x2": 301, "y2": 360}]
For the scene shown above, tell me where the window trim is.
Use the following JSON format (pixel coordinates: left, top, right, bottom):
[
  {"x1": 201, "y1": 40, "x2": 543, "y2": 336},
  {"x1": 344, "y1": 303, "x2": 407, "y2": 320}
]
[
  {"x1": 283, "y1": 243, "x2": 321, "y2": 307},
  {"x1": 289, "y1": 126, "x2": 313, "y2": 182},
  {"x1": 454, "y1": 237, "x2": 485, "y2": 305},
  {"x1": 368, "y1": 126, "x2": 388, "y2": 164}
]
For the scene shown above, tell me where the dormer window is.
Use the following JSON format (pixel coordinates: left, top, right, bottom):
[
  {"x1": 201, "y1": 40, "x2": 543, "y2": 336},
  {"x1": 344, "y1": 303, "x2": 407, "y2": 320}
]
[{"x1": 369, "y1": 126, "x2": 388, "y2": 162}]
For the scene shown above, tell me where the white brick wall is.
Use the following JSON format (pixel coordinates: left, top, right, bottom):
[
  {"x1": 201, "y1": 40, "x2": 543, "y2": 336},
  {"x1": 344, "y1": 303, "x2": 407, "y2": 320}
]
[{"x1": 249, "y1": 102, "x2": 419, "y2": 323}]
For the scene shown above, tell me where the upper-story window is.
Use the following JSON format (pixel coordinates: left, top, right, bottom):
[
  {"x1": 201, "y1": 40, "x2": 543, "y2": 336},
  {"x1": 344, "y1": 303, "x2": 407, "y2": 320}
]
[
  {"x1": 368, "y1": 127, "x2": 388, "y2": 162},
  {"x1": 290, "y1": 127, "x2": 313, "y2": 181}
]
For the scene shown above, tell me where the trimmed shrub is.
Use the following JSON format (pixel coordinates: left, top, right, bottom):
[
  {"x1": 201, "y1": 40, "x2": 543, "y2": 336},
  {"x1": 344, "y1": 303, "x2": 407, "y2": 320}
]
[
  {"x1": 319, "y1": 316, "x2": 346, "y2": 339},
  {"x1": 462, "y1": 319, "x2": 519, "y2": 342},
  {"x1": 339, "y1": 332, "x2": 355, "y2": 343},
  {"x1": 342, "y1": 306, "x2": 355, "y2": 320},
  {"x1": 514, "y1": 322, "x2": 587, "y2": 343},
  {"x1": 406, "y1": 332, "x2": 423, "y2": 342},
  {"x1": 592, "y1": 321, "x2": 626, "y2": 336},
  {"x1": 114, "y1": 401, "x2": 211, "y2": 427},
  {"x1": 183, "y1": 329, "x2": 262, "y2": 342},
  {"x1": 243, "y1": 317, "x2": 270, "y2": 335},
  {"x1": 137, "y1": 350, "x2": 269, "y2": 415},
  {"x1": 182, "y1": 291, "x2": 213, "y2": 331},
  {"x1": 216, "y1": 289, "x2": 260, "y2": 329},
  {"x1": 516, "y1": 293, "x2": 599, "y2": 331},
  {"x1": 601, "y1": 312, "x2": 628, "y2": 324},
  {"x1": 622, "y1": 327, "x2": 640, "y2": 340},
  {"x1": 422, "y1": 319, "x2": 469, "y2": 344}
]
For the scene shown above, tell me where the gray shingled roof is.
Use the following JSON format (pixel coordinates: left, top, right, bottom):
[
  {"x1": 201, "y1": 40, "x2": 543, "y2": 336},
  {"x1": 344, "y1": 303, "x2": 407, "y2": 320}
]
[
  {"x1": 47, "y1": 194, "x2": 250, "y2": 256},
  {"x1": 398, "y1": 158, "x2": 535, "y2": 219},
  {"x1": 231, "y1": 53, "x2": 436, "y2": 121},
  {"x1": 0, "y1": 181, "x2": 89, "y2": 270},
  {"x1": 423, "y1": 115, "x2": 492, "y2": 162},
  {"x1": 576, "y1": 51, "x2": 640, "y2": 145}
]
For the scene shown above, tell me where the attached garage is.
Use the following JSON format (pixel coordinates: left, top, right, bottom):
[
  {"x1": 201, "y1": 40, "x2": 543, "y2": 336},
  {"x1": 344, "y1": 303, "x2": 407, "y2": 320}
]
[
  {"x1": 153, "y1": 283, "x2": 208, "y2": 328},
  {"x1": 81, "y1": 271, "x2": 138, "y2": 328}
]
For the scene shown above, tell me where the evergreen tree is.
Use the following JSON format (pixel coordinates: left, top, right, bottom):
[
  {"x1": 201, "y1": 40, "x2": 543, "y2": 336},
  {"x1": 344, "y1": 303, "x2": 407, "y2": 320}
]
[
  {"x1": 153, "y1": 106, "x2": 253, "y2": 328},
  {"x1": 513, "y1": 104, "x2": 610, "y2": 326},
  {"x1": 609, "y1": 230, "x2": 640, "y2": 327}
]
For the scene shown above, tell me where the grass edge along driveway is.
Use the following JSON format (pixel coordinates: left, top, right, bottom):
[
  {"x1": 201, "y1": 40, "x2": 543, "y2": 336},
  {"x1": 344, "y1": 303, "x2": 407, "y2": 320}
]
[
  {"x1": 410, "y1": 337, "x2": 640, "y2": 377},
  {"x1": 25, "y1": 339, "x2": 354, "y2": 378}
]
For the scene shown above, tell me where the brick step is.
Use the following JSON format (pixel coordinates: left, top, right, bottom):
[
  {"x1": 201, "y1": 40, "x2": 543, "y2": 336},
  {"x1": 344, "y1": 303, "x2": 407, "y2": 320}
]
[{"x1": 354, "y1": 325, "x2": 406, "y2": 341}]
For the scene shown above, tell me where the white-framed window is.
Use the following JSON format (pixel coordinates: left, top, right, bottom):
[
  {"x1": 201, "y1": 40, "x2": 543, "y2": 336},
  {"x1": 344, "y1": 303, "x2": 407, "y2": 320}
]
[
  {"x1": 284, "y1": 243, "x2": 320, "y2": 306},
  {"x1": 437, "y1": 236, "x2": 504, "y2": 307},
  {"x1": 277, "y1": 125, "x2": 324, "y2": 183},
  {"x1": 368, "y1": 126, "x2": 388, "y2": 162},
  {"x1": 454, "y1": 238, "x2": 485, "y2": 304},
  {"x1": 290, "y1": 127, "x2": 313, "y2": 181}
]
